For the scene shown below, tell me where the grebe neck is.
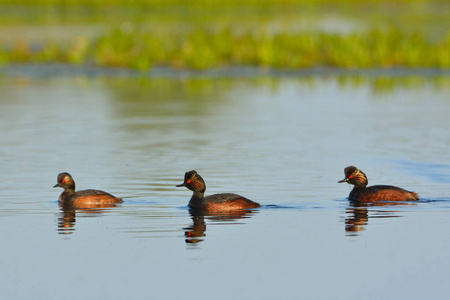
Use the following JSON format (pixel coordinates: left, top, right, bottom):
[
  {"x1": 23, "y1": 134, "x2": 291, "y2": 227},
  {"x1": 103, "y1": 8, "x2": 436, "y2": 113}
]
[{"x1": 189, "y1": 191, "x2": 206, "y2": 208}]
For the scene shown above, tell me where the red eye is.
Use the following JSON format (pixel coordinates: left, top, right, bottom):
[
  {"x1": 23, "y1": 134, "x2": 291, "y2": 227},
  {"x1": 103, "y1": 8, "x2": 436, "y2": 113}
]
[
  {"x1": 186, "y1": 179, "x2": 191, "y2": 184},
  {"x1": 349, "y1": 175, "x2": 353, "y2": 179},
  {"x1": 62, "y1": 179, "x2": 66, "y2": 183}
]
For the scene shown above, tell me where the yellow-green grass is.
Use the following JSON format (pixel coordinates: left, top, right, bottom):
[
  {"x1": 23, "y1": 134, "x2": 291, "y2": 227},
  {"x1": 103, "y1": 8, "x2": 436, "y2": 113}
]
[
  {"x1": 1, "y1": 26, "x2": 448, "y2": 70},
  {"x1": 0, "y1": 0, "x2": 448, "y2": 70}
]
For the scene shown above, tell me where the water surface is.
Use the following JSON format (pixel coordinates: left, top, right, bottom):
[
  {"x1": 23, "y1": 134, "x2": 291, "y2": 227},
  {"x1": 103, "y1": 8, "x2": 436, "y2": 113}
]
[{"x1": 0, "y1": 73, "x2": 449, "y2": 299}]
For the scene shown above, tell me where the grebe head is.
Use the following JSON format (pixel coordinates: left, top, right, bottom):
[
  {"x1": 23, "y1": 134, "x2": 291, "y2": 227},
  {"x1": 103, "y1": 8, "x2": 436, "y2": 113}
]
[
  {"x1": 176, "y1": 170, "x2": 206, "y2": 193},
  {"x1": 338, "y1": 166, "x2": 368, "y2": 188},
  {"x1": 53, "y1": 172, "x2": 75, "y2": 189}
]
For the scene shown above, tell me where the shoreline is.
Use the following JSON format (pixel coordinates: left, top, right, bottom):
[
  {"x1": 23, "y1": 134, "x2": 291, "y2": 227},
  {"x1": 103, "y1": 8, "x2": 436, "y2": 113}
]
[{"x1": 1, "y1": 64, "x2": 449, "y2": 78}]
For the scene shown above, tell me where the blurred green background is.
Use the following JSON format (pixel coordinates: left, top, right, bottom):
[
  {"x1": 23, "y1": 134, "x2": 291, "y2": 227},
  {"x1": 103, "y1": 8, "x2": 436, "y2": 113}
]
[{"x1": 0, "y1": 0, "x2": 449, "y2": 70}]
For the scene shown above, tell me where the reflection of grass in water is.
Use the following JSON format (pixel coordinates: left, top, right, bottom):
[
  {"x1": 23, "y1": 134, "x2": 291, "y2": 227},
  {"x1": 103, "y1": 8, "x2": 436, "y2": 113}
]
[
  {"x1": 1, "y1": 27, "x2": 448, "y2": 69},
  {"x1": 0, "y1": 71, "x2": 447, "y2": 95},
  {"x1": 336, "y1": 75, "x2": 449, "y2": 93},
  {"x1": 90, "y1": 75, "x2": 450, "y2": 96}
]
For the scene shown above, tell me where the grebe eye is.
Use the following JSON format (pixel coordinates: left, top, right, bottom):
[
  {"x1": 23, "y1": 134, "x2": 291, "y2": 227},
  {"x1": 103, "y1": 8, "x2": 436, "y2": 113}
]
[
  {"x1": 186, "y1": 179, "x2": 191, "y2": 184},
  {"x1": 62, "y1": 179, "x2": 66, "y2": 183},
  {"x1": 349, "y1": 175, "x2": 353, "y2": 179}
]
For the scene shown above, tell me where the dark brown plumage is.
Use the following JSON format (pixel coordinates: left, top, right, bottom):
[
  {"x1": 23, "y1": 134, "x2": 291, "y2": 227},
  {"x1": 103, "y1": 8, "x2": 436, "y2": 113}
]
[
  {"x1": 338, "y1": 166, "x2": 418, "y2": 202},
  {"x1": 54, "y1": 172, "x2": 123, "y2": 207},
  {"x1": 176, "y1": 170, "x2": 260, "y2": 211}
]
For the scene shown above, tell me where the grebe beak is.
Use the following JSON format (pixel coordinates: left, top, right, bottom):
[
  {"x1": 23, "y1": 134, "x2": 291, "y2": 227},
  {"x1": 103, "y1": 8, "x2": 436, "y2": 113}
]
[
  {"x1": 53, "y1": 183, "x2": 60, "y2": 188},
  {"x1": 338, "y1": 178, "x2": 347, "y2": 183},
  {"x1": 176, "y1": 183, "x2": 186, "y2": 187}
]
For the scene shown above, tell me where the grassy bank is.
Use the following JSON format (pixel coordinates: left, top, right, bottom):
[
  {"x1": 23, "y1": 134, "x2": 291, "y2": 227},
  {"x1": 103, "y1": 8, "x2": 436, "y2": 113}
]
[
  {"x1": 1, "y1": 27, "x2": 448, "y2": 70},
  {"x1": 0, "y1": 0, "x2": 448, "y2": 70},
  {"x1": 0, "y1": 0, "x2": 439, "y2": 6}
]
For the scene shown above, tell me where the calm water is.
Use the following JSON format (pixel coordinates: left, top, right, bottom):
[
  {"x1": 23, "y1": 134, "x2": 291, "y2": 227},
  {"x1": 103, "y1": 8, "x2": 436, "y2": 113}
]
[{"x1": 0, "y1": 72, "x2": 449, "y2": 299}]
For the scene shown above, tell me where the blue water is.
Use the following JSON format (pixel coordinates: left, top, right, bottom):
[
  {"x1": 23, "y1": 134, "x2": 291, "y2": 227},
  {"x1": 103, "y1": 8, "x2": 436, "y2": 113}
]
[{"x1": 0, "y1": 73, "x2": 449, "y2": 299}]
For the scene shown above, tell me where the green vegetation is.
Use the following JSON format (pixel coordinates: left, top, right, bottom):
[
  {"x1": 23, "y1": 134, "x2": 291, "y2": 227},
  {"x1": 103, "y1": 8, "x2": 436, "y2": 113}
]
[
  {"x1": 1, "y1": 27, "x2": 448, "y2": 70},
  {"x1": 0, "y1": 0, "x2": 437, "y2": 6},
  {"x1": 0, "y1": 0, "x2": 448, "y2": 70}
]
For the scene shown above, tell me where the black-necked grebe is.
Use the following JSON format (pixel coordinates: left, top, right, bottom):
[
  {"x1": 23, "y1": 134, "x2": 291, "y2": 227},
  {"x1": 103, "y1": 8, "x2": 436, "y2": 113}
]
[
  {"x1": 338, "y1": 166, "x2": 418, "y2": 202},
  {"x1": 176, "y1": 170, "x2": 260, "y2": 211},
  {"x1": 53, "y1": 172, "x2": 123, "y2": 207}
]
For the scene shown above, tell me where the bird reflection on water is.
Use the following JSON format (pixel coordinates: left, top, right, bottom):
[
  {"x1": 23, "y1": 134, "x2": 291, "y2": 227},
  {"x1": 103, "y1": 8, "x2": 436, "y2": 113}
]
[
  {"x1": 184, "y1": 208, "x2": 259, "y2": 245},
  {"x1": 57, "y1": 202, "x2": 121, "y2": 235},
  {"x1": 344, "y1": 200, "x2": 415, "y2": 236}
]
